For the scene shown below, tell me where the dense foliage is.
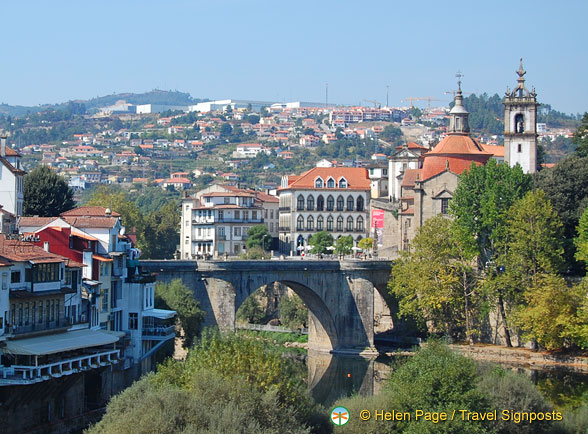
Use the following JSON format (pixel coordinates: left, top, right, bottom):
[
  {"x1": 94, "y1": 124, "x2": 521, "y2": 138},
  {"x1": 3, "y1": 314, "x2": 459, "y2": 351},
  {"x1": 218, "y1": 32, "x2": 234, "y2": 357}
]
[
  {"x1": 279, "y1": 293, "x2": 308, "y2": 330},
  {"x1": 23, "y1": 166, "x2": 75, "y2": 216},
  {"x1": 246, "y1": 224, "x2": 272, "y2": 250},
  {"x1": 309, "y1": 231, "x2": 334, "y2": 255}
]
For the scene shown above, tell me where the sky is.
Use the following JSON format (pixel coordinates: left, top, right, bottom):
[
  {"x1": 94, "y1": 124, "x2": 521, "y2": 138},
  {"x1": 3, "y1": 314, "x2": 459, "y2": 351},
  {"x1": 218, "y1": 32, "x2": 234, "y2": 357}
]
[{"x1": 2, "y1": 0, "x2": 587, "y2": 114}]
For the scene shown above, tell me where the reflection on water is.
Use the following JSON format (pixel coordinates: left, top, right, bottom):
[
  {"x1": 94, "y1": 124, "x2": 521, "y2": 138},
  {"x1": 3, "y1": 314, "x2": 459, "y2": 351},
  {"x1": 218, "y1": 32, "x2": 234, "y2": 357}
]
[{"x1": 303, "y1": 351, "x2": 588, "y2": 409}]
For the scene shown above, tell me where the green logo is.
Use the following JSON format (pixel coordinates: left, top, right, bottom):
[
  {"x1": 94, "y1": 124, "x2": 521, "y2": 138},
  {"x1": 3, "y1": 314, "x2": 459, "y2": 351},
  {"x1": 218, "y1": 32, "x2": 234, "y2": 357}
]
[{"x1": 331, "y1": 406, "x2": 350, "y2": 426}]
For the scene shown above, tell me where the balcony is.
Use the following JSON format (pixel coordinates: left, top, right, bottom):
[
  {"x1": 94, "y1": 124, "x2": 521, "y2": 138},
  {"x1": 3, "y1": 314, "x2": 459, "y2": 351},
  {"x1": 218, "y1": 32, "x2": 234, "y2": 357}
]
[
  {"x1": 278, "y1": 226, "x2": 290, "y2": 232},
  {"x1": 142, "y1": 325, "x2": 175, "y2": 341},
  {"x1": 279, "y1": 207, "x2": 291, "y2": 212},
  {"x1": 0, "y1": 349, "x2": 120, "y2": 385}
]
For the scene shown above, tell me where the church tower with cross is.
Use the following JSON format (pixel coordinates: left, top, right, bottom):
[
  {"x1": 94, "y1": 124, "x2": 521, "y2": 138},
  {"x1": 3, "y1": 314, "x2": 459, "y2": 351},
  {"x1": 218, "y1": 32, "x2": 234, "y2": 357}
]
[{"x1": 504, "y1": 59, "x2": 538, "y2": 174}]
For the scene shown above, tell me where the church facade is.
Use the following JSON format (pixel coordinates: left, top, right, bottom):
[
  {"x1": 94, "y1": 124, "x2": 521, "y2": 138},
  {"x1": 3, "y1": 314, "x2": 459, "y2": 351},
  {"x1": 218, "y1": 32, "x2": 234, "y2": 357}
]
[{"x1": 374, "y1": 62, "x2": 537, "y2": 255}]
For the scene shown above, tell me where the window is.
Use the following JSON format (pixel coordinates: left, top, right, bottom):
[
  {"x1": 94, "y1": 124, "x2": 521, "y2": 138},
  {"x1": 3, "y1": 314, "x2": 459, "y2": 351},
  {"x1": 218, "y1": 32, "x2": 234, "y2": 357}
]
[
  {"x1": 517, "y1": 143, "x2": 522, "y2": 153},
  {"x1": 307, "y1": 216, "x2": 314, "y2": 231},
  {"x1": 327, "y1": 195, "x2": 334, "y2": 211},
  {"x1": 347, "y1": 216, "x2": 354, "y2": 231},
  {"x1": 252, "y1": 211, "x2": 257, "y2": 220},
  {"x1": 33, "y1": 263, "x2": 60, "y2": 283},
  {"x1": 327, "y1": 216, "x2": 334, "y2": 231},
  {"x1": 270, "y1": 222, "x2": 274, "y2": 232},
  {"x1": 337, "y1": 216, "x2": 344, "y2": 231},
  {"x1": 218, "y1": 227, "x2": 225, "y2": 237},
  {"x1": 270, "y1": 209, "x2": 274, "y2": 219},
  {"x1": 307, "y1": 196, "x2": 314, "y2": 211},
  {"x1": 297, "y1": 216, "x2": 304, "y2": 230},
  {"x1": 234, "y1": 227, "x2": 241, "y2": 236},
  {"x1": 337, "y1": 196, "x2": 344, "y2": 211},
  {"x1": 357, "y1": 196, "x2": 364, "y2": 212},
  {"x1": 515, "y1": 113, "x2": 525, "y2": 133},
  {"x1": 346, "y1": 196, "x2": 354, "y2": 211},
  {"x1": 218, "y1": 210, "x2": 224, "y2": 220},
  {"x1": 317, "y1": 195, "x2": 324, "y2": 211},
  {"x1": 234, "y1": 210, "x2": 240, "y2": 219},
  {"x1": 128, "y1": 312, "x2": 138, "y2": 330},
  {"x1": 327, "y1": 178, "x2": 335, "y2": 188},
  {"x1": 441, "y1": 198, "x2": 450, "y2": 215},
  {"x1": 338, "y1": 178, "x2": 348, "y2": 188},
  {"x1": 243, "y1": 211, "x2": 249, "y2": 220},
  {"x1": 297, "y1": 195, "x2": 305, "y2": 210},
  {"x1": 314, "y1": 177, "x2": 324, "y2": 188},
  {"x1": 224, "y1": 197, "x2": 230, "y2": 204},
  {"x1": 317, "y1": 215, "x2": 324, "y2": 231},
  {"x1": 264, "y1": 209, "x2": 268, "y2": 218},
  {"x1": 357, "y1": 216, "x2": 364, "y2": 232},
  {"x1": 2, "y1": 272, "x2": 8, "y2": 289},
  {"x1": 102, "y1": 288, "x2": 109, "y2": 311}
]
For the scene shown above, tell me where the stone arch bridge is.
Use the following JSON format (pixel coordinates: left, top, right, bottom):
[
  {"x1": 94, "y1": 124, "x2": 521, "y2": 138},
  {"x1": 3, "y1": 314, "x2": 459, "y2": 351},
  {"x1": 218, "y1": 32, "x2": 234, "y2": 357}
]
[{"x1": 140, "y1": 260, "x2": 395, "y2": 352}]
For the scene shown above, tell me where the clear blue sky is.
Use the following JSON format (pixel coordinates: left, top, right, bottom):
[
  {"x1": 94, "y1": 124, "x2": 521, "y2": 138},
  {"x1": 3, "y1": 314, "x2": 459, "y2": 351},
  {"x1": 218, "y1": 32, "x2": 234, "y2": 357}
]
[{"x1": 2, "y1": 0, "x2": 587, "y2": 114}]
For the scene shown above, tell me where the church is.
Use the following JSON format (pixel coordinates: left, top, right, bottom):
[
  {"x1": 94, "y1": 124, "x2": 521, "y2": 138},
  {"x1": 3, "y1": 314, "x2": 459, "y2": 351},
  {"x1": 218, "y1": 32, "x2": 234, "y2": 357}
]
[{"x1": 373, "y1": 60, "x2": 538, "y2": 256}]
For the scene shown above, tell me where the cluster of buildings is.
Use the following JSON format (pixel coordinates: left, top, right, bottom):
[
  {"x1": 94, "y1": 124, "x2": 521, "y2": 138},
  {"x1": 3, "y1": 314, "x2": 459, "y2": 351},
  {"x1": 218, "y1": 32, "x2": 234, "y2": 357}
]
[
  {"x1": 180, "y1": 62, "x2": 539, "y2": 260},
  {"x1": 0, "y1": 140, "x2": 176, "y2": 429}
]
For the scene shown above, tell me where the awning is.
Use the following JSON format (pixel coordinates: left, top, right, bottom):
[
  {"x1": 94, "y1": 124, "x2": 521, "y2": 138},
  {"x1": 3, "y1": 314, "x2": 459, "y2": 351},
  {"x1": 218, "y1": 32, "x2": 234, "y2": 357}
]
[
  {"x1": 142, "y1": 308, "x2": 177, "y2": 320},
  {"x1": 71, "y1": 228, "x2": 98, "y2": 241},
  {"x1": 93, "y1": 255, "x2": 113, "y2": 262},
  {"x1": 83, "y1": 279, "x2": 101, "y2": 287},
  {"x1": 3, "y1": 329, "x2": 120, "y2": 356}
]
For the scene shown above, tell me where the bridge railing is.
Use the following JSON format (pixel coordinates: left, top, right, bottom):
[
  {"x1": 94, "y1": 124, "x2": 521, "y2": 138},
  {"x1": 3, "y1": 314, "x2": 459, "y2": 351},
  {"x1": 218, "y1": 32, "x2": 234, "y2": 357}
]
[{"x1": 238, "y1": 323, "x2": 308, "y2": 334}]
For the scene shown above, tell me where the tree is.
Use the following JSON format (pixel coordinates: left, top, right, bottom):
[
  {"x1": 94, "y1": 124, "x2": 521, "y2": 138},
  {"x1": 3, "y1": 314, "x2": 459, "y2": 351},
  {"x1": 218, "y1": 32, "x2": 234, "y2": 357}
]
[
  {"x1": 357, "y1": 237, "x2": 373, "y2": 252},
  {"x1": 335, "y1": 235, "x2": 353, "y2": 256},
  {"x1": 140, "y1": 201, "x2": 180, "y2": 259},
  {"x1": 572, "y1": 112, "x2": 588, "y2": 157},
  {"x1": 86, "y1": 186, "x2": 143, "y2": 232},
  {"x1": 245, "y1": 225, "x2": 271, "y2": 250},
  {"x1": 380, "y1": 125, "x2": 403, "y2": 144},
  {"x1": 23, "y1": 166, "x2": 75, "y2": 216},
  {"x1": 308, "y1": 231, "x2": 333, "y2": 255},
  {"x1": 451, "y1": 159, "x2": 533, "y2": 267},
  {"x1": 220, "y1": 122, "x2": 232, "y2": 137},
  {"x1": 236, "y1": 295, "x2": 265, "y2": 324},
  {"x1": 388, "y1": 216, "x2": 481, "y2": 340},
  {"x1": 155, "y1": 279, "x2": 204, "y2": 348},
  {"x1": 574, "y1": 203, "x2": 588, "y2": 267},
  {"x1": 279, "y1": 293, "x2": 307, "y2": 330}
]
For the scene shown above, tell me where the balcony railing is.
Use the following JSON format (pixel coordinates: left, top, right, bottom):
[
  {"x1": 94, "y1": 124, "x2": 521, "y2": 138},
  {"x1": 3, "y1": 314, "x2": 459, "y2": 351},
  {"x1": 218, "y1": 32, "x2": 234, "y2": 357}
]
[
  {"x1": 142, "y1": 325, "x2": 175, "y2": 341},
  {"x1": 0, "y1": 349, "x2": 120, "y2": 385}
]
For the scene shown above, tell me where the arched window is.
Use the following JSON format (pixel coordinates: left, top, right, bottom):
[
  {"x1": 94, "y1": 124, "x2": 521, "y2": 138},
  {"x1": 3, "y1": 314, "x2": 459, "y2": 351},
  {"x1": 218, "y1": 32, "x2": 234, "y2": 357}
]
[
  {"x1": 327, "y1": 195, "x2": 334, "y2": 211},
  {"x1": 307, "y1": 195, "x2": 314, "y2": 211},
  {"x1": 327, "y1": 215, "x2": 334, "y2": 231},
  {"x1": 317, "y1": 195, "x2": 324, "y2": 211},
  {"x1": 327, "y1": 177, "x2": 335, "y2": 188},
  {"x1": 337, "y1": 216, "x2": 344, "y2": 231},
  {"x1": 314, "y1": 177, "x2": 324, "y2": 188},
  {"x1": 346, "y1": 195, "x2": 354, "y2": 211},
  {"x1": 307, "y1": 215, "x2": 314, "y2": 231},
  {"x1": 337, "y1": 195, "x2": 344, "y2": 211},
  {"x1": 317, "y1": 215, "x2": 324, "y2": 231},
  {"x1": 346, "y1": 216, "x2": 354, "y2": 231},
  {"x1": 338, "y1": 178, "x2": 348, "y2": 188},
  {"x1": 356, "y1": 196, "x2": 364, "y2": 212},
  {"x1": 515, "y1": 113, "x2": 525, "y2": 133},
  {"x1": 297, "y1": 195, "x2": 304, "y2": 211},
  {"x1": 297, "y1": 215, "x2": 304, "y2": 230},
  {"x1": 357, "y1": 216, "x2": 364, "y2": 232}
]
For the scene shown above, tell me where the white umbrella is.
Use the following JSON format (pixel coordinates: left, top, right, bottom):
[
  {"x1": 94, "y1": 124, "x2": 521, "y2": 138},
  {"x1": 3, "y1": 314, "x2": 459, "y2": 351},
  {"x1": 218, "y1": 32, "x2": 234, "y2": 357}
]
[
  {"x1": 352, "y1": 247, "x2": 363, "y2": 251},
  {"x1": 326, "y1": 246, "x2": 335, "y2": 251},
  {"x1": 308, "y1": 245, "x2": 314, "y2": 249},
  {"x1": 297, "y1": 245, "x2": 306, "y2": 251}
]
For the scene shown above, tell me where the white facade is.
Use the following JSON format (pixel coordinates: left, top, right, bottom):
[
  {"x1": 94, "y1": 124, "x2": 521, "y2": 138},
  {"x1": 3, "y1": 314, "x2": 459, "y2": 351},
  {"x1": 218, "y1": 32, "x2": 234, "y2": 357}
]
[
  {"x1": 0, "y1": 137, "x2": 24, "y2": 217},
  {"x1": 388, "y1": 147, "x2": 421, "y2": 201}
]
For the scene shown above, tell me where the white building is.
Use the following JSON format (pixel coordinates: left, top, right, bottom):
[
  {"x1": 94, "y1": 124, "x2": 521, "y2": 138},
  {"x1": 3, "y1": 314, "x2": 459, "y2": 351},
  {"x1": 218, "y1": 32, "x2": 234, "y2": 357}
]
[
  {"x1": 0, "y1": 137, "x2": 25, "y2": 217},
  {"x1": 278, "y1": 167, "x2": 370, "y2": 254},
  {"x1": 233, "y1": 143, "x2": 271, "y2": 159},
  {"x1": 387, "y1": 142, "x2": 428, "y2": 201}
]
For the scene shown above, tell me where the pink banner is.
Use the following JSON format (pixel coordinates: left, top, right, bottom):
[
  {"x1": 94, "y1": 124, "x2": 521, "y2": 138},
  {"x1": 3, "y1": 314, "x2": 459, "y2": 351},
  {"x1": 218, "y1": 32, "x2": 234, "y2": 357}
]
[{"x1": 371, "y1": 209, "x2": 384, "y2": 229}]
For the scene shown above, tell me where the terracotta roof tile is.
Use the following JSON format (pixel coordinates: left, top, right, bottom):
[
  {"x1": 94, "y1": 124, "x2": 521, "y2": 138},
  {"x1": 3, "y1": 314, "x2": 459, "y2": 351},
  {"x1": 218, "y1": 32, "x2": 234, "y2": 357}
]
[
  {"x1": 0, "y1": 235, "x2": 66, "y2": 263},
  {"x1": 280, "y1": 167, "x2": 370, "y2": 191},
  {"x1": 481, "y1": 144, "x2": 505, "y2": 158},
  {"x1": 61, "y1": 206, "x2": 120, "y2": 217},
  {"x1": 19, "y1": 217, "x2": 57, "y2": 228},
  {"x1": 62, "y1": 216, "x2": 118, "y2": 229},
  {"x1": 401, "y1": 169, "x2": 419, "y2": 187}
]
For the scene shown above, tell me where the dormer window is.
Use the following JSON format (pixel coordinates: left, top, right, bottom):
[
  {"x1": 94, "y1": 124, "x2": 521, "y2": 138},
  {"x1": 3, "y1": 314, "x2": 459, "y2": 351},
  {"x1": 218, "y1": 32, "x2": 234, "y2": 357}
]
[
  {"x1": 314, "y1": 177, "x2": 324, "y2": 188},
  {"x1": 338, "y1": 178, "x2": 348, "y2": 188},
  {"x1": 327, "y1": 177, "x2": 335, "y2": 188}
]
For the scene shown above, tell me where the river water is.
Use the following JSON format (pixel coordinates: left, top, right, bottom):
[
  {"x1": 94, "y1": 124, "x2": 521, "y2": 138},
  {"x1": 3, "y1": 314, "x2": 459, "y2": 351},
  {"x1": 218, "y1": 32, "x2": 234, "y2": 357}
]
[{"x1": 300, "y1": 351, "x2": 588, "y2": 410}]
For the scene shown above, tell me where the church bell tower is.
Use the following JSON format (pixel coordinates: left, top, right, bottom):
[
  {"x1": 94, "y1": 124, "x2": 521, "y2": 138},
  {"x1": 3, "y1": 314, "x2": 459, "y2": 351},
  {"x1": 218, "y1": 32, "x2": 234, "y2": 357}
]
[{"x1": 504, "y1": 59, "x2": 538, "y2": 173}]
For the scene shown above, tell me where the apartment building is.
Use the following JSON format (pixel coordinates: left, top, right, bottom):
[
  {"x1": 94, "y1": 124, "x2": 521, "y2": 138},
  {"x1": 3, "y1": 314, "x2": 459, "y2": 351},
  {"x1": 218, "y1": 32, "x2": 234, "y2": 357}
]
[
  {"x1": 181, "y1": 185, "x2": 279, "y2": 258},
  {"x1": 0, "y1": 137, "x2": 25, "y2": 217},
  {"x1": 278, "y1": 167, "x2": 370, "y2": 254}
]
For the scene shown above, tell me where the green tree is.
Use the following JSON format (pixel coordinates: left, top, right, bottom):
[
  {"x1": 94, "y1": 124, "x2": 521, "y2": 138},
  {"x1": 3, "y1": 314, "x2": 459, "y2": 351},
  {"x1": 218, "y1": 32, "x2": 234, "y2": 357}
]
[
  {"x1": 572, "y1": 112, "x2": 588, "y2": 157},
  {"x1": 23, "y1": 166, "x2": 75, "y2": 216},
  {"x1": 308, "y1": 231, "x2": 334, "y2": 255},
  {"x1": 245, "y1": 224, "x2": 271, "y2": 250},
  {"x1": 155, "y1": 279, "x2": 204, "y2": 348},
  {"x1": 220, "y1": 122, "x2": 232, "y2": 137},
  {"x1": 279, "y1": 293, "x2": 307, "y2": 330},
  {"x1": 450, "y1": 159, "x2": 532, "y2": 267},
  {"x1": 334, "y1": 235, "x2": 353, "y2": 256},
  {"x1": 388, "y1": 216, "x2": 480, "y2": 340},
  {"x1": 86, "y1": 186, "x2": 144, "y2": 232},
  {"x1": 574, "y1": 203, "x2": 588, "y2": 267},
  {"x1": 357, "y1": 237, "x2": 373, "y2": 252},
  {"x1": 380, "y1": 125, "x2": 403, "y2": 144},
  {"x1": 236, "y1": 295, "x2": 265, "y2": 324},
  {"x1": 140, "y1": 201, "x2": 180, "y2": 259}
]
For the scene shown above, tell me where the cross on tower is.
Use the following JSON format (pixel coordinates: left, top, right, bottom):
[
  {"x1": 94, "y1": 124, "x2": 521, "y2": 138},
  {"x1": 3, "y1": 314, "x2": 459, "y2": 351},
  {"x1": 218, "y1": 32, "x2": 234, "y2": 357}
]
[{"x1": 456, "y1": 70, "x2": 463, "y2": 91}]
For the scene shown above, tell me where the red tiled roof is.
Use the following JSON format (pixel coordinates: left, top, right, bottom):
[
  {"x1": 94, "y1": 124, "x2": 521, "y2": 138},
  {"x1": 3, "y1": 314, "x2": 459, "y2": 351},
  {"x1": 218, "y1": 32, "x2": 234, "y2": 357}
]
[
  {"x1": 401, "y1": 169, "x2": 419, "y2": 187},
  {"x1": 203, "y1": 191, "x2": 254, "y2": 198},
  {"x1": 280, "y1": 167, "x2": 370, "y2": 190},
  {"x1": 255, "y1": 192, "x2": 279, "y2": 203},
  {"x1": 0, "y1": 235, "x2": 66, "y2": 263},
  {"x1": 18, "y1": 217, "x2": 57, "y2": 228},
  {"x1": 481, "y1": 144, "x2": 505, "y2": 158},
  {"x1": 164, "y1": 177, "x2": 191, "y2": 184},
  {"x1": 62, "y1": 216, "x2": 118, "y2": 229},
  {"x1": 61, "y1": 206, "x2": 120, "y2": 217},
  {"x1": 400, "y1": 207, "x2": 414, "y2": 215}
]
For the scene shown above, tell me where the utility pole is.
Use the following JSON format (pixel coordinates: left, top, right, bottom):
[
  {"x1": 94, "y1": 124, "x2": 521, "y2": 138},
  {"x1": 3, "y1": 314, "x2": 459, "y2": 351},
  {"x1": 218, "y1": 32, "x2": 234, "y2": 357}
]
[
  {"x1": 325, "y1": 82, "x2": 328, "y2": 108},
  {"x1": 386, "y1": 85, "x2": 389, "y2": 108}
]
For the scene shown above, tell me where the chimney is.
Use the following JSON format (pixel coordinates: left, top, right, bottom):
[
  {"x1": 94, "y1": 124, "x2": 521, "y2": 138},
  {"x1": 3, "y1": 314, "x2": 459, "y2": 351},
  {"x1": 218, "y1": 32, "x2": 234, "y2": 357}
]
[
  {"x1": 43, "y1": 241, "x2": 50, "y2": 252},
  {"x1": 1, "y1": 136, "x2": 6, "y2": 158}
]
